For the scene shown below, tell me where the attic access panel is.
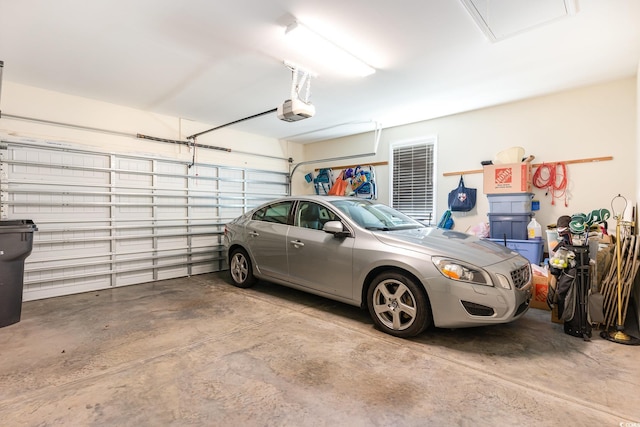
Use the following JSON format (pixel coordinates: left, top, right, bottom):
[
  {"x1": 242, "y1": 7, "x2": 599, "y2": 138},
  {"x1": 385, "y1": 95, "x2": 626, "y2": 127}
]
[{"x1": 461, "y1": 0, "x2": 577, "y2": 42}]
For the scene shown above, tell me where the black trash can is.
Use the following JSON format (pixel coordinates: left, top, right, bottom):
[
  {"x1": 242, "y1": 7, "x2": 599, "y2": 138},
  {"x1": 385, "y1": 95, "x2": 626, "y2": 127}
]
[{"x1": 0, "y1": 220, "x2": 37, "y2": 328}]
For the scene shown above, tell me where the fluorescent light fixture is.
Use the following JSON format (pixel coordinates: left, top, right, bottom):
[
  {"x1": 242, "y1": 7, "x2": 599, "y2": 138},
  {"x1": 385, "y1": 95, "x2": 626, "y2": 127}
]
[{"x1": 285, "y1": 21, "x2": 375, "y2": 77}]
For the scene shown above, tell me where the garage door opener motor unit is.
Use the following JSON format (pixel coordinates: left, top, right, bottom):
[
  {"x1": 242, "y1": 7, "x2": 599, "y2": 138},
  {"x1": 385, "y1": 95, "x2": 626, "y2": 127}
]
[{"x1": 277, "y1": 62, "x2": 315, "y2": 122}]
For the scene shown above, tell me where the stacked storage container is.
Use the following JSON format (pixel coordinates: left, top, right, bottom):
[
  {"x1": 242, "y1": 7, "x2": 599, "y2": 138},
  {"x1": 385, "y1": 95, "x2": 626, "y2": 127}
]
[{"x1": 487, "y1": 193, "x2": 543, "y2": 265}]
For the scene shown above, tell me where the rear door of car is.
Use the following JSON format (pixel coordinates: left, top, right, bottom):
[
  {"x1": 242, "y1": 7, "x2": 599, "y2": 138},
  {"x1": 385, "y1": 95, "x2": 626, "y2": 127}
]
[
  {"x1": 287, "y1": 201, "x2": 355, "y2": 299},
  {"x1": 245, "y1": 200, "x2": 293, "y2": 281}
]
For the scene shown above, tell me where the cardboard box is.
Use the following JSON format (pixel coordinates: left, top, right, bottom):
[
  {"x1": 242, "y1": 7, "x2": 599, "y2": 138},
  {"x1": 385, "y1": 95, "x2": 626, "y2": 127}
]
[
  {"x1": 529, "y1": 274, "x2": 550, "y2": 310},
  {"x1": 483, "y1": 162, "x2": 532, "y2": 194}
]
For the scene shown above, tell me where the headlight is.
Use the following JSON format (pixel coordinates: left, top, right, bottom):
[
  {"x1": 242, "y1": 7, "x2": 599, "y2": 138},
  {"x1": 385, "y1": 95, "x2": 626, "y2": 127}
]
[{"x1": 432, "y1": 257, "x2": 492, "y2": 286}]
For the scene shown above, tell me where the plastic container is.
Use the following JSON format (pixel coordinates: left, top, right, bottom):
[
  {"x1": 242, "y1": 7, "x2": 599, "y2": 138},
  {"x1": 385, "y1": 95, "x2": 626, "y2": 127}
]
[
  {"x1": 489, "y1": 238, "x2": 544, "y2": 265},
  {"x1": 488, "y1": 213, "x2": 532, "y2": 240},
  {"x1": 546, "y1": 229, "x2": 560, "y2": 257},
  {"x1": 527, "y1": 218, "x2": 542, "y2": 239},
  {"x1": 487, "y1": 193, "x2": 533, "y2": 214},
  {"x1": 0, "y1": 220, "x2": 38, "y2": 328},
  {"x1": 494, "y1": 146, "x2": 525, "y2": 164}
]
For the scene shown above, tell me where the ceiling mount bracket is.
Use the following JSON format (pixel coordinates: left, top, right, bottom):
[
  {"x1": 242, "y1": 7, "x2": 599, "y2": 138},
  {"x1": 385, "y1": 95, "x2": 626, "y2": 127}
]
[
  {"x1": 277, "y1": 62, "x2": 316, "y2": 122},
  {"x1": 284, "y1": 61, "x2": 314, "y2": 104}
]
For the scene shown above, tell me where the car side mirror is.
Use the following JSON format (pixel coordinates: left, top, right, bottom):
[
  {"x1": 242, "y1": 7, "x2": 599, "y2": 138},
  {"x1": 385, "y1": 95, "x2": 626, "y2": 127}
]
[{"x1": 323, "y1": 220, "x2": 349, "y2": 237}]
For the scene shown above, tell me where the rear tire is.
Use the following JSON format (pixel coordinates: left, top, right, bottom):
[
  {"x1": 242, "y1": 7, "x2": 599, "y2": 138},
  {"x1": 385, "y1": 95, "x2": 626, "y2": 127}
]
[
  {"x1": 367, "y1": 271, "x2": 431, "y2": 338},
  {"x1": 229, "y1": 248, "x2": 257, "y2": 288}
]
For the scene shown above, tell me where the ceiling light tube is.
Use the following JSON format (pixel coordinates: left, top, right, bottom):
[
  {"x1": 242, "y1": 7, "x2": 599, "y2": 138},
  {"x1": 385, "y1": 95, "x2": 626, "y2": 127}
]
[{"x1": 285, "y1": 21, "x2": 375, "y2": 77}]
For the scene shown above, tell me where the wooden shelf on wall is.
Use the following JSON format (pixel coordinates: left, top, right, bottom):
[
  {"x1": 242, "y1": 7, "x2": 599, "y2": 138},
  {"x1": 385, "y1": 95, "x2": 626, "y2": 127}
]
[
  {"x1": 314, "y1": 161, "x2": 388, "y2": 171},
  {"x1": 442, "y1": 156, "x2": 613, "y2": 177}
]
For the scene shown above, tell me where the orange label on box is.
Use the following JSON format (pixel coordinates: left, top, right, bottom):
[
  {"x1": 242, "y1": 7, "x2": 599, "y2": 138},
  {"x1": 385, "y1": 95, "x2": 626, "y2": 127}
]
[
  {"x1": 530, "y1": 275, "x2": 550, "y2": 310},
  {"x1": 533, "y1": 283, "x2": 548, "y2": 302},
  {"x1": 494, "y1": 167, "x2": 513, "y2": 184}
]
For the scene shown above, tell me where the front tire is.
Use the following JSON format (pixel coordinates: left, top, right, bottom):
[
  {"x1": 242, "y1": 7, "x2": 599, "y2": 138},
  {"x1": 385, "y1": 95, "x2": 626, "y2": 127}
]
[
  {"x1": 367, "y1": 272, "x2": 431, "y2": 338},
  {"x1": 229, "y1": 248, "x2": 257, "y2": 288}
]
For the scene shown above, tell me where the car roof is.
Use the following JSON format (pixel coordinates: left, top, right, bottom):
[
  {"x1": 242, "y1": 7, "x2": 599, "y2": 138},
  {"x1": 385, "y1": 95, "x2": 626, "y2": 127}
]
[
  {"x1": 295, "y1": 195, "x2": 366, "y2": 201},
  {"x1": 277, "y1": 195, "x2": 373, "y2": 204},
  {"x1": 249, "y1": 195, "x2": 374, "y2": 214}
]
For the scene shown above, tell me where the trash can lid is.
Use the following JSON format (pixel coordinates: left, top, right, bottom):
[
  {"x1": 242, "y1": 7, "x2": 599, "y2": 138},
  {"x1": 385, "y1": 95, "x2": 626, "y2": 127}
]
[{"x1": 0, "y1": 220, "x2": 38, "y2": 233}]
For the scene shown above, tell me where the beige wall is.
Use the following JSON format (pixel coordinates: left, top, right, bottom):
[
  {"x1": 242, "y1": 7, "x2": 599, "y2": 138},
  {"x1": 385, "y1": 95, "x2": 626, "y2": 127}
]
[
  {"x1": 1, "y1": 82, "x2": 300, "y2": 173},
  {"x1": 300, "y1": 77, "x2": 637, "y2": 235},
  {"x1": 2, "y1": 77, "x2": 636, "y2": 238}
]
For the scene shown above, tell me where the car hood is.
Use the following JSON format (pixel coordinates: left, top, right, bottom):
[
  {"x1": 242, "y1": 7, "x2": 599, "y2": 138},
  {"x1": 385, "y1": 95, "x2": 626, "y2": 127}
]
[{"x1": 373, "y1": 227, "x2": 521, "y2": 267}]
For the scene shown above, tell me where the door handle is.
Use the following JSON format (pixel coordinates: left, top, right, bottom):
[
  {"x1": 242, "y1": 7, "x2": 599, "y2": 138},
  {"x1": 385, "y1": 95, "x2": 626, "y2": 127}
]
[
  {"x1": 249, "y1": 231, "x2": 259, "y2": 237},
  {"x1": 290, "y1": 240, "x2": 304, "y2": 248}
]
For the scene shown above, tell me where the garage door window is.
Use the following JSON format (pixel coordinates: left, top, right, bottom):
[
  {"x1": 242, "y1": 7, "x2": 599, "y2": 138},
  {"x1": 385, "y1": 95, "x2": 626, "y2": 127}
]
[{"x1": 390, "y1": 138, "x2": 436, "y2": 221}]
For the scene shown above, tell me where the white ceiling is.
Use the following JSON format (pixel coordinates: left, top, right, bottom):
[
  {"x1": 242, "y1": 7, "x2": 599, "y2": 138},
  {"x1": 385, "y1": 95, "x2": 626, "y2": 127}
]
[{"x1": 1, "y1": 0, "x2": 639, "y2": 143}]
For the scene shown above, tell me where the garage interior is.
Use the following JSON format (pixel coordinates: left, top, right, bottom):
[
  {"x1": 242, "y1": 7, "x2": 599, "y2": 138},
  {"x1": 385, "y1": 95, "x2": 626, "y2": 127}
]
[{"x1": 1, "y1": 1, "x2": 640, "y2": 426}]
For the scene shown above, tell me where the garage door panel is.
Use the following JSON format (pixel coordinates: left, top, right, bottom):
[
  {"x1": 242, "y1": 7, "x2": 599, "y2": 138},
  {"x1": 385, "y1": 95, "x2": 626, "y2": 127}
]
[
  {"x1": 11, "y1": 212, "x2": 111, "y2": 223},
  {"x1": 2, "y1": 140, "x2": 288, "y2": 301},
  {"x1": 117, "y1": 206, "x2": 153, "y2": 217},
  {"x1": 35, "y1": 234, "x2": 112, "y2": 253},
  {"x1": 116, "y1": 270, "x2": 154, "y2": 286},
  {"x1": 157, "y1": 267, "x2": 189, "y2": 281},
  {"x1": 24, "y1": 275, "x2": 113, "y2": 300},
  {"x1": 116, "y1": 194, "x2": 153, "y2": 203},
  {"x1": 218, "y1": 206, "x2": 243, "y2": 220},
  {"x1": 118, "y1": 257, "x2": 155, "y2": 270},
  {"x1": 156, "y1": 205, "x2": 188, "y2": 216},
  {"x1": 157, "y1": 175, "x2": 187, "y2": 188},
  {"x1": 26, "y1": 263, "x2": 113, "y2": 282},
  {"x1": 10, "y1": 149, "x2": 110, "y2": 184},
  {"x1": 154, "y1": 253, "x2": 190, "y2": 279},
  {"x1": 189, "y1": 205, "x2": 220, "y2": 216},
  {"x1": 115, "y1": 173, "x2": 152, "y2": 187},
  {"x1": 190, "y1": 235, "x2": 221, "y2": 248},
  {"x1": 190, "y1": 225, "x2": 221, "y2": 236},
  {"x1": 155, "y1": 254, "x2": 187, "y2": 266},
  {"x1": 156, "y1": 213, "x2": 188, "y2": 222},
  {"x1": 156, "y1": 236, "x2": 188, "y2": 250},
  {"x1": 115, "y1": 158, "x2": 152, "y2": 183},
  {"x1": 34, "y1": 237, "x2": 113, "y2": 252},
  {"x1": 115, "y1": 238, "x2": 154, "y2": 251},
  {"x1": 116, "y1": 225, "x2": 153, "y2": 236},
  {"x1": 190, "y1": 250, "x2": 221, "y2": 263},
  {"x1": 8, "y1": 194, "x2": 112, "y2": 215},
  {"x1": 248, "y1": 181, "x2": 288, "y2": 194},
  {"x1": 189, "y1": 265, "x2": 211, "y2": 276}
]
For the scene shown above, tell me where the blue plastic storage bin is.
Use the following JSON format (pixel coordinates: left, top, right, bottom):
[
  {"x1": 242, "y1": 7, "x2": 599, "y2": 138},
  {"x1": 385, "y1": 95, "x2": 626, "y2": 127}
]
[
  {"x1": 488, "y1": 212, "x2": 532, "y2": 240},
  {"x1": 489, "y1": 238, "x2": 544, "y2": 265},
  {"x1": 487, "y1": 193, "x2": 533, "y2": 213}
]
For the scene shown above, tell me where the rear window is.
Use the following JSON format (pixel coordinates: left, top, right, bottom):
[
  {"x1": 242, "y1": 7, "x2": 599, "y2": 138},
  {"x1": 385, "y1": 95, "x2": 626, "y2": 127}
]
[{"x1": 252, "y1": 201, "x2": 292, "y2": 224}]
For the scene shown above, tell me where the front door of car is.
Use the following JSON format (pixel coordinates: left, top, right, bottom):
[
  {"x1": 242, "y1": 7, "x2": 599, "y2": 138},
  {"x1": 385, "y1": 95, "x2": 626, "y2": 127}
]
[{"x1": 287, "y1": 201, "x2": 355, "y2": 299}]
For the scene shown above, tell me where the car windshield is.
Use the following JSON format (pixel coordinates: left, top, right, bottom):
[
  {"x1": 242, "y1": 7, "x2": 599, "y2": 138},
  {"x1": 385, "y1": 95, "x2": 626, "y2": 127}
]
[{"x1": 332, "y1": 199, "x2": 426, "y2": 231}]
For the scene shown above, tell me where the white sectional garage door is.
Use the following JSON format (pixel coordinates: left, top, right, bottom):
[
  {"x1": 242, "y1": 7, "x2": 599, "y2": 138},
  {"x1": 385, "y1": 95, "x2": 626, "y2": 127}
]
[{"x1": 0, "y1": 139, "x2": 288, "y2": 301}]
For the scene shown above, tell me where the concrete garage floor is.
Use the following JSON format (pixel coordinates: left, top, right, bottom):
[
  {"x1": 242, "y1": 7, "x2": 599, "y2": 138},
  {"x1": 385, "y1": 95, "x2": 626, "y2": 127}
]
[{"x1": 0, "y1": 272, "x2": 639, "y2": 426}]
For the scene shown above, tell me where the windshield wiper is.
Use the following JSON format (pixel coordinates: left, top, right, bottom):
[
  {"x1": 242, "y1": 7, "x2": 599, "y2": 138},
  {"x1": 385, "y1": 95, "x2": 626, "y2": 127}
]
[{"x1": 392, "y1": 224, "x2": 424, "y2": 229}]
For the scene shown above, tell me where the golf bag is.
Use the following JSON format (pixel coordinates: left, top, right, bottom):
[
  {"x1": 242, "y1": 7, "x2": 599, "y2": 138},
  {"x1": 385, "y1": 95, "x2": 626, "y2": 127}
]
[{"x1": 557, "y1": 246, "x2": 592, "y2": 340}]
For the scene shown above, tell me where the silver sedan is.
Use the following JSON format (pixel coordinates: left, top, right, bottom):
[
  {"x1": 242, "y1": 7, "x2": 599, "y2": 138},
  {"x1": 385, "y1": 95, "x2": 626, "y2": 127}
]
[{"x1": 224, "y1": 195, "x2": 532, "y2": 338}]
